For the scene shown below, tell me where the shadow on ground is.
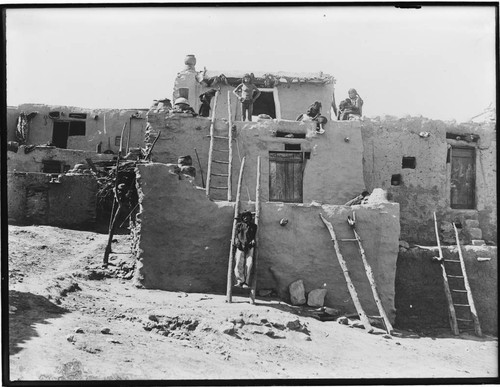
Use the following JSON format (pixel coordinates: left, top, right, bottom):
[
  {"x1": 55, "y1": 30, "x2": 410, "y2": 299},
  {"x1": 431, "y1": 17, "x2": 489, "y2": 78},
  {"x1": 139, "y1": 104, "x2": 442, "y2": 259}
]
[{"x1": 9, "y1": 290, "x2": 69, "y2": 355}]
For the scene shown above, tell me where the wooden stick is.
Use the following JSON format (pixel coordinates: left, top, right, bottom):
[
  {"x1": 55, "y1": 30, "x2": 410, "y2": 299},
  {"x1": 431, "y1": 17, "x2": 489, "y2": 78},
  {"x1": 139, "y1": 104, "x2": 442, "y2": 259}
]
[
  {"x1": 144, "y1": 130, "x2": 161, "y2": 161},
  {"x1": 319, "y1": 213, "x2": 373, "y2": 333},
  {"x1": 205, "y1": 91, "x2": 219, "y2": 196},
  {"x1": 351, "y1": 221, "x2": 394, "y2": 335},
  {"x1": 250, "y1": 156, "x2": 261, "y2": 304},
  {"x1": 226, "y1": 156, "x2": 245, "y2": 303},
  {"x1": 434, "y1": 212, "x2": 459, "y2": 335},
  {"x1": 227, "y1": 91, "x2": 233, "y2": 201},
  {"x1": 453, "y1": 223, "x2": 482, "y2": 337},
  {"x1": 194, "y1": 148, "x2": 205, "y2": 188},
  {"x1": 85, "y1": 158, "x2": 98, "y2": 174}
]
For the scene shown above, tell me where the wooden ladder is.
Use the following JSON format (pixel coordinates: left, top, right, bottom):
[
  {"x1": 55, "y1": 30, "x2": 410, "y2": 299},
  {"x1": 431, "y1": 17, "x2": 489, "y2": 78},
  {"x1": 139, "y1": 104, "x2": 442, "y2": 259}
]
[
  {"x1": 206, "y1": 91, "x2": 234, "y2": 200},
  {"x1": 320, "y1": 212, "x2": 394, "y2": 335},
  {"x1": 434, "y1": 213, "x2": 482, "y2": 336}
]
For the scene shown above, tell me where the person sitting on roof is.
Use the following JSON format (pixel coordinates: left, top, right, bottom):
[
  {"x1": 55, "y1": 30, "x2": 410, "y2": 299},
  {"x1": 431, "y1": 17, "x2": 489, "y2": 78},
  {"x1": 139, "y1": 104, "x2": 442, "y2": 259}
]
[
  {"x1": 338, "y1": 88, "x2": 363, "y2": 121},
  {"x1": 172, "y1": 97, "x2": 197, "y2": 116},
  {"x1": 296, "y1": 101, "x2": 328, "y2": 134},
  {"x1": 198, "y1": 89, "x2": 218, "y2": 117},
  {"x1": 233, "y1": 73, "x2": 261, "y2": 121}
]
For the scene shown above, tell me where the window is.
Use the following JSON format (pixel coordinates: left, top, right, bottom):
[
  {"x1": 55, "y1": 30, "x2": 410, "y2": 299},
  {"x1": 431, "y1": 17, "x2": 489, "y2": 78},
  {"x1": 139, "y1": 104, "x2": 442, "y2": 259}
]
[
  {"x1": 115, "y1": 136, "x2": 121, "y2": 146},
  {"x1": 269, "y1": 151, "x2": 303, "y2": 203},
  {"x1": 69, "y1": 113, "x2": 87, "y2": 119},
  {"x1": 450, "y1": 147, "x2": 475, "y2": 209},
  {"x1": 402, "y1": 157, "x2": 416, "y2": 169},
  {"x1": 285, "y1": 144, "x2": 301, "y2": 151},
  {"x1": 42, "y1": 160, "x2": 63, "y2": 173},
  {"x1": 68, "y1": 120, "x2": 86, "y2": 136}
]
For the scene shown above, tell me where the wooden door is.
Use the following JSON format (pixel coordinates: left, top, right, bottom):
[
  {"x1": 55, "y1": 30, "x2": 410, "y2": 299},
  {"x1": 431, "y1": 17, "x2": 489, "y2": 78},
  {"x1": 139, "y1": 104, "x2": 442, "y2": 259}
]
[
  {"x1": 450, "y1": 147, "x2": 475, "y2": 209},
  {"x1": 269, "y1": 151, "x2": 303, "y2": 203},
  {"x1": 52, "y1": 121, "x2": 69, "y2": 149}
]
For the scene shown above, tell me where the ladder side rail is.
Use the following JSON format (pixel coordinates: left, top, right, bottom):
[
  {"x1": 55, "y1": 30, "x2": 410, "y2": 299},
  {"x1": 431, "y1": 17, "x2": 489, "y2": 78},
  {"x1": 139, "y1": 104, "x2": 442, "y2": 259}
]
[
  {"x1": 319, "y1": 214, "x2": 373, "y2": 333},
  {"x1": 226, "y1": 156, "x2": 246, "y2": 303},
  {"x1": 453, "y1": 223, "x2": 482, "y2": 336},
  {"x1": 434, "y1": 212, "x2": 459, "y2": 335},
  {"x1": 250, "y1": 156, "x2": 261, "y2": 304},
  {"x1": 351, "y1": 226, "x2": 394, "y2": 335},
  {"x1": 205, "y1": 91, "x2": 219, "y2": 196},
  {"x1": 227, "y1": 91, "x2": 233, "y2": 201}
]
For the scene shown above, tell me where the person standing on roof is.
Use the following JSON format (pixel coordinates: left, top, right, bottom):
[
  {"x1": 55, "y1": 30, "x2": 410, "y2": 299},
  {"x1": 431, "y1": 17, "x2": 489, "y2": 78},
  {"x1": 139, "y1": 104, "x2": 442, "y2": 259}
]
[
  {"x1": 198, "y1": 89, "x2": 218, "y2": 117},
  {"x1": 172, "y1": 97, "x2": 197, "y2": 116},
  {"x1": 233, "y1": 210, "x2": 257, "y2": 288},
  {"x1": 233, "y1": 74, "x2": 261, "y2": 121},
  {"x1": 338, "y1": 88, "x2": 363, "y2": 120}
]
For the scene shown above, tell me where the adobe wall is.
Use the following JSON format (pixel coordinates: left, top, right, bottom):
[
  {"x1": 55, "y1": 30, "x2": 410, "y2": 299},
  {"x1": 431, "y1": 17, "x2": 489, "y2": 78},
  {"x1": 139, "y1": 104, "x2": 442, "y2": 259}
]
[
  {"x1": 7, "y1": 146, "x2": 115, "y2": 173},
  {"x1": 361, "y1": 117, "x2": 497, "y2": 244},
  {"x1": 396, "y1": 245, "x2": 497, "y2": 335},
  {"x1": 7, "y1": 172, "x2": 97, "y2": 227},
  {"x1": 7, "y1": 104, "x2": 147, "y2": 153},
  {"x1": 133, "y1": 163, "x2": 399, "y2": 322},
  {"x1": 146, "y1": 114, "x2": 365, "y2": 204}
]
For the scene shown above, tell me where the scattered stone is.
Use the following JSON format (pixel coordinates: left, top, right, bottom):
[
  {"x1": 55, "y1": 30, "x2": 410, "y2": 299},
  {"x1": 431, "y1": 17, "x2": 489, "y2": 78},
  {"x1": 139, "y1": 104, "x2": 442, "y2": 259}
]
[
  {"x1": 472, "y1": 239, "x2": 486, "y2": 246},
  {"x1": 232, "y1": 318, "x2": 245, "y2": 328},
  {"x1": 100, "y1": 327, "x2": 111, "y2": 334},
  {"x1": 66, "y1": 334, "x2": 76, "y2": 343},
  {"x1": 220, "y1": 324, "x2": 235, "y2": 335},
  {"x1": 324, "y1": 307, "x2": 340, "y2": 316},
  {"x1": 265, "y1": 329, "x2": 275, "y2": 337},
  {"x1": 307, "y1": 288, "x2": 327, "y2": 307},
  {"x1": 148, "y1": 314, "x2": 158, "y2": 322},
  {"x1": 337, "y1": 316, "x2": 349, "y2": 325},
  {"x1": 303, "y1": 336, "x2": 312, "y2": 341},
  {"x1": 383, "y1": 334, "x2": 392, "y2": 339},
  {"x1": 464, "y1": 219, "x2": 480, "y2": 229},
  {"x1": 74, "y1": 327, "x2": 84, "y2": 334},
  {"x1": 399, "y1": 240, "x2": 410, "y2": 249},
  {"x1": 258, "y1": 289, "x2": 272, "y2": 297},
  {"x1": 350, "y1": 321, "x2": 364, "y2": 329},
  {"x1": 289, "y1": 279, "x2": 306, "y2": 306},
  {"x1": 106, "y1": 338, "x2": 121, "y2": 344},
  {"x1": 468, "y1": 228, "x2": 483, "y2": 240}
]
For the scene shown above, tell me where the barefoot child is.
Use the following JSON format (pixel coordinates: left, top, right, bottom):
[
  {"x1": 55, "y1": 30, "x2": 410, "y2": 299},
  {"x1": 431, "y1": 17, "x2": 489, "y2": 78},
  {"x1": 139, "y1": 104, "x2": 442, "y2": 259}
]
[{"x1": 233, "y1": 74, "x2": 261, "y2": 121}]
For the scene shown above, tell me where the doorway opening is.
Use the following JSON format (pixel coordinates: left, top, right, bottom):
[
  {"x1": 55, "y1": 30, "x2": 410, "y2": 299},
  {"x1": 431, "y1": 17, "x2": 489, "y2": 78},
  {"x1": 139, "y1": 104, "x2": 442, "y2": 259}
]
[{"x1": 252, "y1": 91, "x2": 276, "y2": 119}]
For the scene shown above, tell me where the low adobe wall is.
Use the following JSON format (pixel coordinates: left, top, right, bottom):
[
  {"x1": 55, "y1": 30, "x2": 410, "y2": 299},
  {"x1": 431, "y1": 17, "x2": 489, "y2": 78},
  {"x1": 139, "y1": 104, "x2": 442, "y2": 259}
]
[
  {"x1": 7, "y1": 172, "x2": 97, "y2": 227},
  {"x1": 7, "y1": 146, "x2": 114, "y2": 173},
  {"x1": 133, "y1": 163, "x2": 400, "y2": 322},
  {"x1": 396, "y1": 245, "x2": 497, "y2": 335}
]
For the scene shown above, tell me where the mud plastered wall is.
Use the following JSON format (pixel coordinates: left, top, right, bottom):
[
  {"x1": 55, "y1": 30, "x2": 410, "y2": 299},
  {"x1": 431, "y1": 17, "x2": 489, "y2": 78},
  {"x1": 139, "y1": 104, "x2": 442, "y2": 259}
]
[
  {"x1": 134, "y1": 163, "x2": 399, "y2": 322},
  {"x1": 7, "y1": 173, "x2": 97, "y2": 226},
  {"x1": 7, "y1": 104, "x2": 147, "y2": 153},
  {"x1": 7, "y1": 146, "x2": 114, "y2": 173},
  {"x1": 145, "y1": 114, "x2": 365, "y2": 204},
  {"x1": 361, "y1": 117, "x2": 496, "y2": 244},
  {"x1": 396, "y1": 246, "x2": 497, "y2": 335}
]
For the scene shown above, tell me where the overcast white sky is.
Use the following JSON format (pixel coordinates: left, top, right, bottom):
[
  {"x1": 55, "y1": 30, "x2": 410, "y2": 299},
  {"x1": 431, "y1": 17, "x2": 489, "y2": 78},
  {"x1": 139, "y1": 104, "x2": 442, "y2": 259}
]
[{"x1": 5, "y1": 5, "x2": 497, "y2": 122}]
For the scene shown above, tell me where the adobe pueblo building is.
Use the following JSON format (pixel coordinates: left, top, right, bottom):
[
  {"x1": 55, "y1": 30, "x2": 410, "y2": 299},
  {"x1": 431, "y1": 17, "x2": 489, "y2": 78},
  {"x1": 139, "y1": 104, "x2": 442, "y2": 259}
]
[{"x1": 6, "y1": 54, "x2": 497, "y2": 334}]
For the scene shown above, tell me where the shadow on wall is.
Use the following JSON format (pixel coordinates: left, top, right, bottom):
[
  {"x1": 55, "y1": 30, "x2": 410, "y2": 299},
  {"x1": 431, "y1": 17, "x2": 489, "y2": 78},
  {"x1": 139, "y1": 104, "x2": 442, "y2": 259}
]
[{"x1": 9, "y1": 291, "x2": 69, "y2": 355}]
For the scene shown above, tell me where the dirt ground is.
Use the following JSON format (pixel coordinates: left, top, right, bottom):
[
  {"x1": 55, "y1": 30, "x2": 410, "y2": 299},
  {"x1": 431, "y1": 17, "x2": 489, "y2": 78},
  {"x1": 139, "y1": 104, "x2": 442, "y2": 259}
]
[{"x1": 6, "y1": 224, "x2": 498, "y2": 382}]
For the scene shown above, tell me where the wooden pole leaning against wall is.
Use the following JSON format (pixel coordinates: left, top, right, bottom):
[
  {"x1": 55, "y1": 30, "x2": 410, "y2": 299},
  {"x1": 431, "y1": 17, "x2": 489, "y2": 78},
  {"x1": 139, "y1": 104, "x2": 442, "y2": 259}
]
[
  {"x1": 319, "y1": 213, "x2": 373, "y2": 333},
  {"x1": 434, "y1": 212, "x2": 459, "y2": 335},
  {"x1": 350, "y1": 218, "x2": 394, "y2": 335},
  {"x1": 227, "y1": 91, "x2": 233, "y2": 201},
  {"x1": 453, "y1": 223, "x2": 482, "y2": 337},
  {"x1": 250, "y1": 156, "x2": 261, "y2": 304},
  {"x1": 226, "y1": 156, "x2": 246, "y2": 303},
  {"x1": 205, "y1": 91, "x2": 219, "y2": 197}
]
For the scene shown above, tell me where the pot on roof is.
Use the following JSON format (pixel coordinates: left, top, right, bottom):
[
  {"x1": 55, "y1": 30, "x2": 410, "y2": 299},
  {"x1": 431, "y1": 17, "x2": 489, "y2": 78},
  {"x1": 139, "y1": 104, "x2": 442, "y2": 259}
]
[{"x1": 184, "y1": 55, "x2": 196, "y2": 71}]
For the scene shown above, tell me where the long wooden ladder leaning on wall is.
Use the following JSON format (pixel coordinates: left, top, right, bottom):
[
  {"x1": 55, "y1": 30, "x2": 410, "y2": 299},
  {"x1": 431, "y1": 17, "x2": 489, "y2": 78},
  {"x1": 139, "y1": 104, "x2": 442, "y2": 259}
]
[
  {"x1": 226, "y1": 156, "x2": 261, "y2": 304},
  {"x1": 206, "y1": 91, "x2": 234, "y2": 200},
  {"x1": 434, "y1": 212, "x2": 482, "y2": 336},
  {"x1": 320, "y1": 212, "x2": 394, "y2": 335}
]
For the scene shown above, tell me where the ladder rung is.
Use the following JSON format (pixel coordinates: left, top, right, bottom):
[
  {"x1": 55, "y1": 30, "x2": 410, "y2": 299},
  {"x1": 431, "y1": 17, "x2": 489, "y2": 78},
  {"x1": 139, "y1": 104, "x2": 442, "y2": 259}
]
[
  {"x1": 213, "y1": 149, "x2": 229, "y2": 152},
  {"x1": 456, "y1": 318, "x2": 473, "y2": 322},
  {"x1": 213, "y1": 160, "x2": 229, "y2": 164},
  {"x1": 444, "y1": 259, "x2": 461, "y2": 262},
  {"x1": 451, "y1": 289, "x2": 467, "y2": 293},
  {"x1": 210, "y1": 186, "x2": 228, "y2": 190},
  {"x1": 340, "y1": 239, "x2": 357, "y2": 242},
  {"x1": 211, "y1": 135, "x2": 229, "y2": 139},
  {"x1": 453, "y1": 304, "x2": 470, "y2": 307},
  {"x1": 211, "y1": 173, "x2": 229, "y2": 177},
  {"x1": 447, "y1": 275, "x2": 464, "y2": 278}
]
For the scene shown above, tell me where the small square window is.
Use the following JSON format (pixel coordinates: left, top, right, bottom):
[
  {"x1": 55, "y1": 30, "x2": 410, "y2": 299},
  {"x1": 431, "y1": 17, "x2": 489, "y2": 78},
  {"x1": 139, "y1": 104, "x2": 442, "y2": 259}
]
[
  {"x1": 68, "y1": 121, "x2": 86, "y2": 136},
  {"x1": 402, "y1": 157, "x2": 416, "y2": 169},
  {"x1": 285, "y1": 144, "x2": 301, "y2": 151},
  {"x1": 179, "y1": 88, "x2": 189, "y2": 99},
  {"x1": 391, "y1": 174, "x2": 402, "y2": 186}
]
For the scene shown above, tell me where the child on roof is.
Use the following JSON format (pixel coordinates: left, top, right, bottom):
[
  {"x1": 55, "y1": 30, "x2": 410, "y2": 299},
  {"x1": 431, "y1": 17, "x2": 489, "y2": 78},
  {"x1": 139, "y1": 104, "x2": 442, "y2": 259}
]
[{"x1": 233, "y1": 74, "x2": 261, "y2": 121}]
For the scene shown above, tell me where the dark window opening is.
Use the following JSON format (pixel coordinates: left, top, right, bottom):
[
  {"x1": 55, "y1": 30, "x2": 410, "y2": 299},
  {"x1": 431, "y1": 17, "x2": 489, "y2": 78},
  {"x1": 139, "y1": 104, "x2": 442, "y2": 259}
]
[
  {"x1": 402, "y1": 157, "x2": 416, "y2": 169},
  {"x1": 391, "y1": 174, "x2": 402, "y2": 186},
  {"x1": 446, "y1": 132, "x2": 479, "y2": 142},
  {"x1": 304, "y1": 152, "x2": 311, "y2": 159},
  {"x1": 115, "y1": 136, "x2": 121, "y2": 146},
  {"x1": 52, "y1": 121, "x2": 69, "y2": 149},
  {"x1": 252, "y1": 91, "x2": 276, "y2": 118},
  {"x1": 285, "y1": 144, "x2": 301, "y2": 151},
  {"x1": 48, "y1": 111, "x2": 60, "y2": 119},
  {"x1": 179, "y1": 88, "x2": 189, "y2": 99},
  {"x1": 446, "y1": 148, "x2": 451, "y2": 163},
  {"x1": 68, "y1": 120, "x2": 86, "y2": 136},
  {"x1": 276, "y1": 132, "x2": 306, "y2": 139},
  {"x1": 450, "y1": 147, "x2": 475, "y2": 209},
  {"x1": 42, "y1": 160, "x2": 63, "y2": 173},
  {"x1": 69, "y1": 113, "x2": 87, "y2": 119}
]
